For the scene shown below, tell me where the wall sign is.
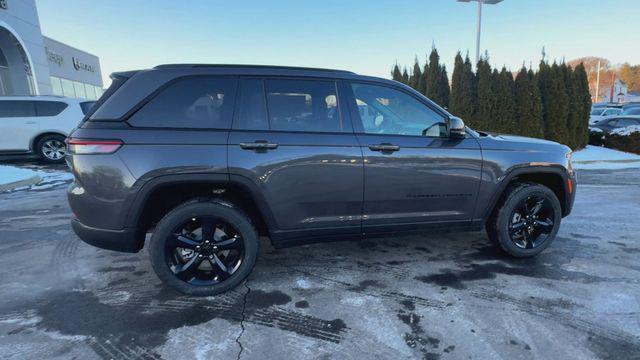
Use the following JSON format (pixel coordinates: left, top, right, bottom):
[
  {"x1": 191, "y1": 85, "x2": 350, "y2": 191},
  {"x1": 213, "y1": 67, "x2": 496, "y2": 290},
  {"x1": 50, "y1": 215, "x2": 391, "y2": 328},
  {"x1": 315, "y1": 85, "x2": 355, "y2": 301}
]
[
  {"x1": 72, "y1": 57, "x2": 95, "y2": 73},
  {"x1": 45, "y1": 47, "x2": 64, "y2": 66}
]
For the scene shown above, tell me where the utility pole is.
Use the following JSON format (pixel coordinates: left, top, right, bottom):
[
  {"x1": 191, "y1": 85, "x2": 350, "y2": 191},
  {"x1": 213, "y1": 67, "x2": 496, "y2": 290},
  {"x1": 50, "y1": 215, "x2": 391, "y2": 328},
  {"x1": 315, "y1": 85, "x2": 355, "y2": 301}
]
[
  {"x1": 457, "y1": 0, "x2": 504, "y2": 64},
  {"x1": 595, "y1": 60, "x2": 601, "y2": 104}
]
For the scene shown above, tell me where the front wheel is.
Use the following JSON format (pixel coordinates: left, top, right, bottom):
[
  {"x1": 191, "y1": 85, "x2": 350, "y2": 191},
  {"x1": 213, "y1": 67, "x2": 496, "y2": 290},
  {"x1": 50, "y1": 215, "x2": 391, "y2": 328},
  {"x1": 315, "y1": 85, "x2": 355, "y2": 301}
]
[
  {"x1": 149, "y1": 200, "x2": 259, "y2": 296},
  {"x1": 487, "y1": 182, "x2": 562, "y2": 257}
]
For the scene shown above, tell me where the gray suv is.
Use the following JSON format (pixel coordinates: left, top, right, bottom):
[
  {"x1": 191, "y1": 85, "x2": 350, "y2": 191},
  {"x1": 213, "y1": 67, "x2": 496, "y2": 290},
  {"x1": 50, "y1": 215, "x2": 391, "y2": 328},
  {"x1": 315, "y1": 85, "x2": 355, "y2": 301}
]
[{"x1": 67, "y1": 65, "x2": 576, "y2": 295}]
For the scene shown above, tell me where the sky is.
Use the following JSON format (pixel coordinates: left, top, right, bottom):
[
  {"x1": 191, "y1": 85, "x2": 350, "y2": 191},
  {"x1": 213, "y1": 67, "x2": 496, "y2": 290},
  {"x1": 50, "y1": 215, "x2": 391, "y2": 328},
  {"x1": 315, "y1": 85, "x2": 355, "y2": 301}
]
[{"x1": 36, "y1": 0, "x2": 640, "y2": 87}]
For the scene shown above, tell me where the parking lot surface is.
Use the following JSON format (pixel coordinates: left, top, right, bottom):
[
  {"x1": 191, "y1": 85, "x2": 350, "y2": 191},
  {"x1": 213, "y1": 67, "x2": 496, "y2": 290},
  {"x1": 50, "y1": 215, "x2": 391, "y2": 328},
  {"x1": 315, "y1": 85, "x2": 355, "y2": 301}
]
[{"x1": 0, "y1": 162, "x2": 639, "y2": 359}]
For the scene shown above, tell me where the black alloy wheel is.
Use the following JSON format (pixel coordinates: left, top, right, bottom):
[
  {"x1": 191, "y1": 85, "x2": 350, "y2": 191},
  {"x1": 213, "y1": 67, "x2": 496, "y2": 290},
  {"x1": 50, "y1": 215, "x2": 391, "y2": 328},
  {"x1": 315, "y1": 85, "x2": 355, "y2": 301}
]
[
  {"x1": 149, "y1": 200, "x2": 259, "y2": 295},
  {"x1": 166, "y1": 216, "x2": 245, "y2": 286},
  {"x1": 508, "y1": 195, "x2": 555, "y2": 249}
]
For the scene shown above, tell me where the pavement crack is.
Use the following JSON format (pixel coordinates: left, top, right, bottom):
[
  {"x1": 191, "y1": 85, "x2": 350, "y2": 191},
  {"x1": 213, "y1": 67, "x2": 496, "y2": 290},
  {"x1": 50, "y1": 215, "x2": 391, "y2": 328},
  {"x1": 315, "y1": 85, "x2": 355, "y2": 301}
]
[{"x1": 235, "y1": 279, "x2": 250, "y2": 360}]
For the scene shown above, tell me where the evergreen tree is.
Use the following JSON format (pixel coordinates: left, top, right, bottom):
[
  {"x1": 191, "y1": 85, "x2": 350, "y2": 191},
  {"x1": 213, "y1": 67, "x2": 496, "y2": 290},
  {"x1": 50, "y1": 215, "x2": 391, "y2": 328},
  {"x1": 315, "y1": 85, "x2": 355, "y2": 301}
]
[
  {"x1": 410, "y1": 57, "x2": 422, "y2": 91},
  {"x1": 473, "y1": 59, "x2": 494, "y2": 131},
  {"x1": 391, "y1": 64, "x2": 402, "y2": 82},
  {"x1": 449, "y1": 53, "x2": 465, "y2": 116},
  {"x1": 492, "y1": 67, "x2": 516, "y2": 134},
  {"x1": 401, "y1": 67, "x2": 410, "y2": 84},
  {"x1": 489, "y1": 68, "x2": 501, "y2": 132},
  {"x1": 561, "y1": 63, "x2": 580, "y2": 149},
  {"x1": 538, "y1": 61, "x2": 570, "y2": 145},
  {"x1": 514, "y1": 67, "x2": 544, "y2": 138},
  {"x1": 573, "y1": 63, "x2": 592, "y2": 148},
  {"x1": 438, "y1": 65, "x2": 450, "y2": 108},
  {"x1": 463, "y1": 54, "x2": 477, "y2": 125}
]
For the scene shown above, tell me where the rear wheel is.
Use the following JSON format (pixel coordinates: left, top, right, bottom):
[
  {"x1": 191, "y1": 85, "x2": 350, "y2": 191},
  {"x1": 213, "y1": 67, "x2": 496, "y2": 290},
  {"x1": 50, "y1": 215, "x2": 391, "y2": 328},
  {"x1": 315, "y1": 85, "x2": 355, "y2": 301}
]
[
  {"x1": 149, "y1": 200, "x2": 259, "y2": 296},
  {"x1": 487, "y1": 182, "x2": 561, "y2": 257},
  {"x1": 36, "y1": 134, "x2": 67, "y2": 163}
]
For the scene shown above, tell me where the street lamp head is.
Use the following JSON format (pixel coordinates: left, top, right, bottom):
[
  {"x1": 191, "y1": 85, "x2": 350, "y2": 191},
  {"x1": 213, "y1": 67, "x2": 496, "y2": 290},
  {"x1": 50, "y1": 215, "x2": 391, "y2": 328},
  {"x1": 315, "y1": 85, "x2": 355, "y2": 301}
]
[{"x1": 457, "y1": 0, "x2": 504, "y2": 4}]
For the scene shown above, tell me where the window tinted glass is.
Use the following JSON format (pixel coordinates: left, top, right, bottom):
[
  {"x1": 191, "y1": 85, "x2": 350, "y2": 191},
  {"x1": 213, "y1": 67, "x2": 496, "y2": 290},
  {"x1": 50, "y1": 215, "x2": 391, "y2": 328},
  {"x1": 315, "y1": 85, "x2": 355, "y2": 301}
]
[
  {"x1": 624, "y1": 108, "x2": 640, "y2": 115},
  {"x1": 0, "y1": 101, "x2": 36, "y2": 117},
  {"x1": 35, "y1": 101, "x2": 68, "y2": 116},
  {"x1": 265, "y1": 79, "x2": 345, "y2": 133},
  {"x1": 129, "y1": 77, "x2": 238, "y2": 129},
  {"x1": 603, "y1": 108, "x2": 620, "y2": 116},
  {"x1": 616, "y1": 118, "x2": 638, "y2": 127},
  {"x1": 234, "y1": 79, "x2": 268, "y2": 130},
  {"x1": 80, "y1": 101, "x2": 96, "y2": 115},
  {"x1": 351, "y1": 83, "x2": 446, "y2": 137}
]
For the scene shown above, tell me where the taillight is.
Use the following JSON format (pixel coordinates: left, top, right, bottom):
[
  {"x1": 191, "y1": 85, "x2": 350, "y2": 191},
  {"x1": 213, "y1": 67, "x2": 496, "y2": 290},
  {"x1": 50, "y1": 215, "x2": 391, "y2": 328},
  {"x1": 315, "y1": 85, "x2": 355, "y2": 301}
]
[{"x1": 67, "y1": 138, "x2": 123, "y2": 154}]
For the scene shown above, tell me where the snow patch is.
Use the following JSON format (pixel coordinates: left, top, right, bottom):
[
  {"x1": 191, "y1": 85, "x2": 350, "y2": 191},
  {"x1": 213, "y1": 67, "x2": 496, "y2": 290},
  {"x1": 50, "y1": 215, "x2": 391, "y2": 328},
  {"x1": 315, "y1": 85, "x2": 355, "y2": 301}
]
[
  {"x1": 573, "y1": 145, "x2": 640, "y2": 170},
  {"x1": 0, "y1": 165, "x2": 38, "y2": 186},
  {"x1": 610, "y1": 125, "x2": 640, "y2": 136}
]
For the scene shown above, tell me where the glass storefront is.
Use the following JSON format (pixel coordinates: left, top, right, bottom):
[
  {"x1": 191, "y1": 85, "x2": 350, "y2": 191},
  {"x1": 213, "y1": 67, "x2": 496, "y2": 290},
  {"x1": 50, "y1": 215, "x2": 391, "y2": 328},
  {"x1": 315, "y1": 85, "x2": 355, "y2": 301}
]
[{"x1": 50, "y1": 76, "x2": 103, "y2": 100}]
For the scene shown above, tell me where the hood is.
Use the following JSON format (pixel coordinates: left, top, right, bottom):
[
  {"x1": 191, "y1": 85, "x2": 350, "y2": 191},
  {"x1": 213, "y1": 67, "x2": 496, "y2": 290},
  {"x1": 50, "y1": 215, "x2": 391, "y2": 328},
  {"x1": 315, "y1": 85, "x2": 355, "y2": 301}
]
[{"x1": 476, "y1": 132, "x2": 571, "y2": 153}]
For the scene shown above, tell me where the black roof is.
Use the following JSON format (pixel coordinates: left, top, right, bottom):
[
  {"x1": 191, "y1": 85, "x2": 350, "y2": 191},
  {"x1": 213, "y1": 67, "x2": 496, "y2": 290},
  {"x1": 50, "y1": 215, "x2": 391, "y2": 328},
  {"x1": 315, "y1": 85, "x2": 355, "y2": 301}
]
[{"x1": 153, "y1": 64, "x2": 355, "y2": 75}]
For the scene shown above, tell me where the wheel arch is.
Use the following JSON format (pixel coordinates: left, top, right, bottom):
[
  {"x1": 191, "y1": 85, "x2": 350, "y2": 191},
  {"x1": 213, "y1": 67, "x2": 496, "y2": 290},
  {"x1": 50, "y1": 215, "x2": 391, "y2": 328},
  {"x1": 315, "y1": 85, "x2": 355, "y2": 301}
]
[
  {"x1": 30, "y1": 131, "x2": 68, "y2": 152},
  {"x1": 483, "y1": 165, "x2": 571, "y2": 222},
  {"x1": 125, "y1": 174, "x2": 277, "y2": 250}
]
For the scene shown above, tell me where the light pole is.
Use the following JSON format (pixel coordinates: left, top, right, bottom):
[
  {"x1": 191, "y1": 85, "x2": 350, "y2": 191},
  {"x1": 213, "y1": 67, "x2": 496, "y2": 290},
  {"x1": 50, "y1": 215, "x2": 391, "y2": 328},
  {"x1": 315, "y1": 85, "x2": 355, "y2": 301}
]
[{"x1": 457, "y1": 0, "x2": 504, "y2": 64}]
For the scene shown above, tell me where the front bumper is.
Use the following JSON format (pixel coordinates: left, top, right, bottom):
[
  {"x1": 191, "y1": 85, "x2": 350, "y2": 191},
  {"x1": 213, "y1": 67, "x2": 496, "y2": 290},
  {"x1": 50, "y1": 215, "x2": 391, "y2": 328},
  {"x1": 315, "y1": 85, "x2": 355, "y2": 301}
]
[{"x1": 71, "y1": 218, "x2": 140, "y2": 253}]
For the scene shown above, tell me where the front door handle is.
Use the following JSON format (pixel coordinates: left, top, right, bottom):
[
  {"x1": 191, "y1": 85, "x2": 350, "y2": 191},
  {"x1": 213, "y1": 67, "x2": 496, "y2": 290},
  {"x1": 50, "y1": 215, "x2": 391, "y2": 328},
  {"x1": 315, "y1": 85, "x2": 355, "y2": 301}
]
[
  {"x1": 368, "y1": 143, "x2": 400, "y2": 152},
  {"x1": 239, "y1": 141, "x2": 279, "y2": 150}
]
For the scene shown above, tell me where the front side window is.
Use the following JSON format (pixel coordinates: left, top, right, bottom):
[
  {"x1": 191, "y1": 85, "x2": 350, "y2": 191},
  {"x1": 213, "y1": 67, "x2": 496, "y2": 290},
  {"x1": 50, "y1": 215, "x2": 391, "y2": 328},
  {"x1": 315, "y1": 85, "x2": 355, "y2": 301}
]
[
  {"x1": 35, "y1": 101, "x2": 68, "y2": 117},
  {"x1": 603, "y1": 108, "x2": 620, "y2": 116},
  {"x1": 265, "y1": 79, "x2": 345, "y2": 133},
  {"x1": 350, "y1": 83, "x2": 446, "y2": 137},
  {"x1": 0, "y1": 101, "x2": 36, "y2": 117},
  {"x1": 128, "y1": 77, "x2": 238, "y2": 129},
  {"x1": 616, "y1": 118, "x2": 638, "y2": 127}
]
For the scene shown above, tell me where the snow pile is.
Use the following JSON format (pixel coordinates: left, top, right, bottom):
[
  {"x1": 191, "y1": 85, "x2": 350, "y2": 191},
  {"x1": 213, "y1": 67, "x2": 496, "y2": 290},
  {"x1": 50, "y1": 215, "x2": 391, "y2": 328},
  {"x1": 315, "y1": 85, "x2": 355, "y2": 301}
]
[
  {"x1": 0, "y1": 165, "x2": 41, "y2": 191},
  {"x1": 573, "y1": 145, "x2": 640, "y2": 170},
  {"x1": 610, "y1": 125, "x2": 640, "y2": 136}
]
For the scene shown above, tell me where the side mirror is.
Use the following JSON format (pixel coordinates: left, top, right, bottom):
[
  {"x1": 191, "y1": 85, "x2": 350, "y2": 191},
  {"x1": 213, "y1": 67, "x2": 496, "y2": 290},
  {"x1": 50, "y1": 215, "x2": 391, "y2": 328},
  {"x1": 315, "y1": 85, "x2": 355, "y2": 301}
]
[{"x1": 448, "y1": 116, "x2": 466, "y2": 138}]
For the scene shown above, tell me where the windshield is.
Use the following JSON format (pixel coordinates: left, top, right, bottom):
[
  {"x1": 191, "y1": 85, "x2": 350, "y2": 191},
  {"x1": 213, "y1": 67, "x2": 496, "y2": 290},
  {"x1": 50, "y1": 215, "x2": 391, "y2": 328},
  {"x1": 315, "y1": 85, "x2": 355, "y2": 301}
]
[{"x1": 590, "y1": 109, "x2": 602, "y2": 115}]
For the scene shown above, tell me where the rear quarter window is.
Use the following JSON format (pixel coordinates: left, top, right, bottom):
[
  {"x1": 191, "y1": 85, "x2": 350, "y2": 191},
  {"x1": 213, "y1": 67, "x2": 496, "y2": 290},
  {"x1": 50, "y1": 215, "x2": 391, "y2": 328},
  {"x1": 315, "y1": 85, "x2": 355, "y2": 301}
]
[
  {"x1": 128, "y1": 77, "x2": 238, "y2": 129},
  {"x1": 35, "y1": 101, "x2": 68, "y2": 117}
]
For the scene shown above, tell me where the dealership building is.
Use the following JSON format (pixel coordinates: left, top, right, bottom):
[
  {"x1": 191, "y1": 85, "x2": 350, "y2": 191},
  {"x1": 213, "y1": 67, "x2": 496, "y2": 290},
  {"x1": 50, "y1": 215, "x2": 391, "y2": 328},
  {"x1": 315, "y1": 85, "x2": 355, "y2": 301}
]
[{"x1": 0, "y1": 0, "x2": 103, "y2": 99}]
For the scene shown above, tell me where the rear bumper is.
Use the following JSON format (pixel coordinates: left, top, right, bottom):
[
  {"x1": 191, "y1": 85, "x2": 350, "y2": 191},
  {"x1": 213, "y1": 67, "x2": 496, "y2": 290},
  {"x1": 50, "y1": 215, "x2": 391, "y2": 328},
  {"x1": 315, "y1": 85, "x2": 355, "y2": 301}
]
[{"x1": 71, "y1": 218, "x2": 140, "y2": 253}]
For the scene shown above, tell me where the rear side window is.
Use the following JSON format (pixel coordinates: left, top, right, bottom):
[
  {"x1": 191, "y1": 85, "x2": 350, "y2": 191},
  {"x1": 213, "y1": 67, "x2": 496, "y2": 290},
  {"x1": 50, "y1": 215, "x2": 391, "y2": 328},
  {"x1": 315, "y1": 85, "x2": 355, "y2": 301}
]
[
  {"x1": 128, "y1": 77, "x2": 238, "y2": 129},
  {"x1": 0, "y1": 101, "x2": 36, "y2": 117},
  {"x1": 35, "y1": 101, "x2": 68, "y2": 116},
  {"x1": 265, "y1": 79, "x2": 346, "y2": 133}
]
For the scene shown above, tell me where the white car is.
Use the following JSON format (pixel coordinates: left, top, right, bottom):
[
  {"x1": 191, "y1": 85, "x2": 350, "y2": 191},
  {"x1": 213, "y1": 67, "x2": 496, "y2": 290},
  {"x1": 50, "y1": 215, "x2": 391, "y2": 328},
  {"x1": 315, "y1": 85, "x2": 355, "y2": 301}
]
[{"x1": 0, "y1": 96, "x2": 95, "y2": 163}]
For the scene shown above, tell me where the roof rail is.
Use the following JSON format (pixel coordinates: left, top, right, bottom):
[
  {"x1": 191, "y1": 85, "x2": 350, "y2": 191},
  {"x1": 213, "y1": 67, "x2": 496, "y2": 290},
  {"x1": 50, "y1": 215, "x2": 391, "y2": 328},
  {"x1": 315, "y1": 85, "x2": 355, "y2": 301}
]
[{"x1": 153, "y1": 64, "x2": 355, "y2": 74}]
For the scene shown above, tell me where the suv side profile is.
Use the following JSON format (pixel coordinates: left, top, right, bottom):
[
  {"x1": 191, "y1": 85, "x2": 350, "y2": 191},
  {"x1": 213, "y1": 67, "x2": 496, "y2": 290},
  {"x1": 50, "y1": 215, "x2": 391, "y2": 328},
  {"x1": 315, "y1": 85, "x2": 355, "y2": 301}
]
[
  {"x1": 67, "y1": 65, "x2": 576, "y2": 295},
  {"x1": 0, "y1": 96, "x2": 95, "y2": 163}
]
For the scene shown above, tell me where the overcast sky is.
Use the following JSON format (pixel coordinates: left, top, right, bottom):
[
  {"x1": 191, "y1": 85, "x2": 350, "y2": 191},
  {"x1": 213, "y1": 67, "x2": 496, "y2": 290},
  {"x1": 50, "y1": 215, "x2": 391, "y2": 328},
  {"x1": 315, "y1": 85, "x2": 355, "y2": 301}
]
[{"x1": 36, "y1": 0, "x2": 640, "y2": 87}]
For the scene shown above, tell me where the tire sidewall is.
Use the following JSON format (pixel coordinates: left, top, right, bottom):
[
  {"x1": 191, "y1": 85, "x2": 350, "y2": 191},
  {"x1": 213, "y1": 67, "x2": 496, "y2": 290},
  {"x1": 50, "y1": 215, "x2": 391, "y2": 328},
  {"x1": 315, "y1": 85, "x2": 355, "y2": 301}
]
[
  {"x1": 495, "y1": 185, "x2": 562, "y2": 257},
  {"x1": 36, "y1": 134, "x2": 66, "y2": 163},
  {"x1": 149, "y1": 201, "x2": 259, "y2": 296}
]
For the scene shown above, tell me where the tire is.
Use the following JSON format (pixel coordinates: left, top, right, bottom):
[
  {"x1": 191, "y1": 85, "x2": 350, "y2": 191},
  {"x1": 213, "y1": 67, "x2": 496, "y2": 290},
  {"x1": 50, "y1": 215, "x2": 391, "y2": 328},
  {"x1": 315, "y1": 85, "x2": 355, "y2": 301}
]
[
  {"x1": 149, "y1": 199, "x2": 259, "y2": 296},
  {"x1": 36, "y1": 134, "x2": 67, "y2": 163},
  {"x1": 486, "y1": 182, "x2": 562, "y2": 258}
]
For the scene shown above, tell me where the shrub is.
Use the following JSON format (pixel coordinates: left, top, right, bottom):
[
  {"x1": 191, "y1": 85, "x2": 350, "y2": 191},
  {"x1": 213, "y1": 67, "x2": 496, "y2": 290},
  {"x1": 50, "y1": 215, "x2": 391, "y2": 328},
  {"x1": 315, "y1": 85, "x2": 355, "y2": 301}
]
[{"x1": 604, "y1": 126, "x2": 640, "y2": 154}]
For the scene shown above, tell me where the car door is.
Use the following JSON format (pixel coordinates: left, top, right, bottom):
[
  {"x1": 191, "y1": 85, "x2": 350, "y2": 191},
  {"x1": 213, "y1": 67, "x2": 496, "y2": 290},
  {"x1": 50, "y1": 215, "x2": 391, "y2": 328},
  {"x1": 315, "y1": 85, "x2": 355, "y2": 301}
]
[
  {"x1": 345, "y1": 81, "x2": 483, "y2": 233},
  {"x1": 0, "y1": 100, "x2": 38, "y2": 151},
  {"x1": 227, "y1": 77, "x2": 363, "y2": 242}
]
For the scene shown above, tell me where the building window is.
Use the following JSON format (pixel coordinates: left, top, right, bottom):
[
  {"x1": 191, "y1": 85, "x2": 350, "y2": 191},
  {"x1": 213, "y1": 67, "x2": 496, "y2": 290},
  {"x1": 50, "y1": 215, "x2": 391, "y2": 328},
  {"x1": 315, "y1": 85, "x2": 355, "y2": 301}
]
[
  {"x1": 73, "y1": 81, "x2": 86, "y2": 99},
  {"x1": 50, "y1": 77, "x2": 63, "y2": 96},
  {"x1": 84, "y1": 83, "x2": 96, "y2": 100},
  {"x1": 60, "y1": 78, "x2": 75, "y2": 97}
]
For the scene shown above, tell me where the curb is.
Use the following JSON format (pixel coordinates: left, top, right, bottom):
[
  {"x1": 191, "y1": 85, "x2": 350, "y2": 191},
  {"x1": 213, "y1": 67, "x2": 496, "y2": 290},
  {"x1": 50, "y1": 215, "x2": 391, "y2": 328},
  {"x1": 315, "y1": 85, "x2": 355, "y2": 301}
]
[{"x1": 0, "y1": 175, "x2": 42, "y2": 193}]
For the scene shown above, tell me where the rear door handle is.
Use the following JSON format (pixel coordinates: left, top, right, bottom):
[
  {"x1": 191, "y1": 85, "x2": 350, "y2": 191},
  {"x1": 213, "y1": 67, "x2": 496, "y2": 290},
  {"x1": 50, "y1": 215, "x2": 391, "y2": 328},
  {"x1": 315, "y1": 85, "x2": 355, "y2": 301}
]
[
  {"x1": 239, "y1": 141, "x2": 279, "y2": 150},
  {"x1": 368, "y1": 144, "x2": 400, "y2": 152}
]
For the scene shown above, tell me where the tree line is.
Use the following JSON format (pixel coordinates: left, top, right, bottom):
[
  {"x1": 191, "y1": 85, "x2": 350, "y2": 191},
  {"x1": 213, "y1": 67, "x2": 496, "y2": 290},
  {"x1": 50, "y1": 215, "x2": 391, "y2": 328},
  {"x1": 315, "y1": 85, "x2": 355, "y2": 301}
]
[{"x1": 391, "y1": 49, "x2": 592, "y2": 150}]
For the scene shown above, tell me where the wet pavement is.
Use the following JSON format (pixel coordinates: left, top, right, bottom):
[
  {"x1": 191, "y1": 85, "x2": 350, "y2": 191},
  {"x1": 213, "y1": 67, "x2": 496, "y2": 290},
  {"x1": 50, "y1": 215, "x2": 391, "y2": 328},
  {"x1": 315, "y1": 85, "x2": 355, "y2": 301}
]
[{"x1": 0, "y1": 162, "x2": 639, "y2": 359}]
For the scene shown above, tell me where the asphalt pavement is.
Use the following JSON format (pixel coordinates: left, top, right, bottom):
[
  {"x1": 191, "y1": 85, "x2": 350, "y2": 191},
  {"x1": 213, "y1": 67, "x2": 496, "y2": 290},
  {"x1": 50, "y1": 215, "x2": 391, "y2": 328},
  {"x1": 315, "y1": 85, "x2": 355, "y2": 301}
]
[{"x1": 0, "y1": 161, "x2": 639, "y2": 360}]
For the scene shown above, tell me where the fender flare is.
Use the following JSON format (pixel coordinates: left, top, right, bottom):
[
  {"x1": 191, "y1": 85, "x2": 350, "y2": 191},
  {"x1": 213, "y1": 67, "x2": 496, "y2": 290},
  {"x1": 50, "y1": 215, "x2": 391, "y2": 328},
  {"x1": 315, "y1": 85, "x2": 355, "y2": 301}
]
[{"x1": 481, "y1": 164, "x2": 572, "y2": 220}]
